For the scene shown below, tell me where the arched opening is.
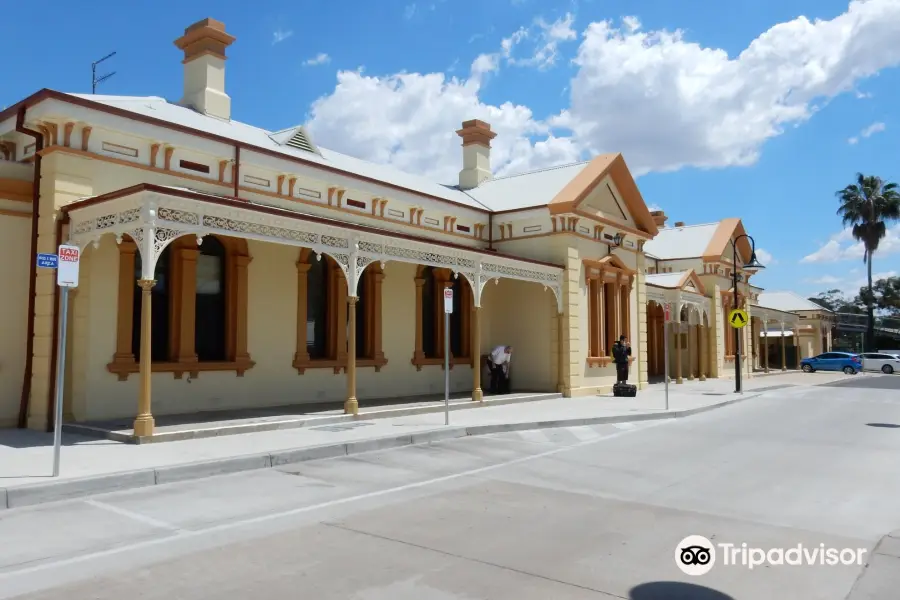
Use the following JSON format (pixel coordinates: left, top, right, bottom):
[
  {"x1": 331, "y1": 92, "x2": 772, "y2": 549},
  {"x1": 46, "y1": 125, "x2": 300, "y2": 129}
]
[
  {"x1": 646, "y1": 300, "x2": 666, "y2": 380},
  {"x1": 111, "y1": 234, "x2": 253, "y2": 380}
]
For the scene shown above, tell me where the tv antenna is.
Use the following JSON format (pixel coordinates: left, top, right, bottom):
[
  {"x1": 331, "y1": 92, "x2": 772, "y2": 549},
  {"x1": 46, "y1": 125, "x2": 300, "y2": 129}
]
[{"x1": 91, "y1": 51, "x2": 117, "y2": 94}]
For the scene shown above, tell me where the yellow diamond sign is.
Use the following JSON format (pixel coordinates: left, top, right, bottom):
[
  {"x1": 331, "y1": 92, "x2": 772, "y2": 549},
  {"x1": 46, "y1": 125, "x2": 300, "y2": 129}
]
[{"x1": 729, "y1": 308, "x2": 748, "y2": 329}]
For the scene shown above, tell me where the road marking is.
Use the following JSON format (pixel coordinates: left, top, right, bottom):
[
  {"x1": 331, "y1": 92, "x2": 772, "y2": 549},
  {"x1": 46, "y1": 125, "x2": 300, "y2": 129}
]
[
  {"x1": 612, "y1": 422, "x2": 635, "y2": 430},
  {"x1": 568, "y1": 426, "x2": 603, "y2": 442},
  {"x1": 0, "y1": 422, "x2": 662, "y2": 581},
  {"x1": 84, "y1": 499, "x2": 182, "y2": 533},
  {"x1": 517, "y1": 430, "x2": 550, "y2": 444}
]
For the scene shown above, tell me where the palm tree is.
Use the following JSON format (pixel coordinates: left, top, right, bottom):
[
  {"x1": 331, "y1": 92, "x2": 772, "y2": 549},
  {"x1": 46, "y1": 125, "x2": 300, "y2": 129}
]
[{"x1": 835, "y1": 174, "x2": 900, "y2": 350}]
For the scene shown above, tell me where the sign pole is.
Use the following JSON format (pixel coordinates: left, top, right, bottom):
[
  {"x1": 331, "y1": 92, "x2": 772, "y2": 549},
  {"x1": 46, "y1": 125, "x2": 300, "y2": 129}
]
[
  {"x1": 52, "y1": 287, "x2": 69, "y2": 477},
  {"x1": 47, "y1": 244, "x2": 80, "y2": 477},
  {"x1": 444, "y1": 311, "x2": 450, "y2": 425},
  {"x1": 663, "y1": 303, "x2": 670, "y2": 411},
  {"x1": 443, "y1": 287, "x2": 454, "y2": 426}
]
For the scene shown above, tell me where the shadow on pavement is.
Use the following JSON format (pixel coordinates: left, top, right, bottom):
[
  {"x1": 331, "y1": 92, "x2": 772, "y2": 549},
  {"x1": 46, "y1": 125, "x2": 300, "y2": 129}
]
[
  {"x1": 822, "y1": 376, "x2": 900, "y2": 391},
  {"x1": 0, "y1": 429, "x2": 119, "y2": 449},
  {"x1": 866, "y1": 423, "x2": 900, "y2": 428},
  {"x1": 630, "y1": 581, "x2": 735, "y2": 600}
]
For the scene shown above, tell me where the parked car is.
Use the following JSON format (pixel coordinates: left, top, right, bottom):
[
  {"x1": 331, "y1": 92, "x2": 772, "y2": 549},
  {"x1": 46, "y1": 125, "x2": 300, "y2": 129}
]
[
  {"x1": 800, "y1": 352, "x2": 862, "y2": 375},
  {"x1": 859, "y1": 352, "x2": 900, "y2": 374}
]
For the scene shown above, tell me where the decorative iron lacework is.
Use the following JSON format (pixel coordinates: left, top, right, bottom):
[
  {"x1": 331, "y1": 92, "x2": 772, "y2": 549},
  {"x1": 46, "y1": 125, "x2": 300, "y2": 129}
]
[{"x1": 64, "y1": 191, "x2": 564, "y2": 310}]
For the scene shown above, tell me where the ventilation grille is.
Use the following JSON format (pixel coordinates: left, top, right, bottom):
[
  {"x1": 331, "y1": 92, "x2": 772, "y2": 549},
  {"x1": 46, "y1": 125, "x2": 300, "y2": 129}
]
[{"x1": 285, "y1": 130, "x2": 315, "y2": 152}]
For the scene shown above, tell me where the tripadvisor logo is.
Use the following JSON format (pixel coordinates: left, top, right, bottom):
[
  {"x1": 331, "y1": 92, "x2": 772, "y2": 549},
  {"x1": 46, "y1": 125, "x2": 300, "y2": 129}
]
[{"x1": 675, "y1": 535, "x2": 867, "y2": 575}]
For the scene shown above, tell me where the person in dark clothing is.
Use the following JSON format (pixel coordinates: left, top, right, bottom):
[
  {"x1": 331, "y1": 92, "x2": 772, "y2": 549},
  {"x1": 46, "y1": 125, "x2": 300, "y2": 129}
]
[{"x1": 612, "y1": 335, "x2": 632, "y2": 383}]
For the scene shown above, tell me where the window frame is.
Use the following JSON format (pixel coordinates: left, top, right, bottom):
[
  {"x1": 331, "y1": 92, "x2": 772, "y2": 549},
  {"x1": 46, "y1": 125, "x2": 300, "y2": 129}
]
[
  {"x1": 411, "y1": 266, "x2": 473, "y2": 371},
  {"x1": 584, "y1": 256, "x2": 634, "y2": 368},
  {"x1": 108, "y1": 234, "x2": 255, "y2": 380},
  {"x1": 292, "y1": 248, "x2": 387, "y2": 374}
]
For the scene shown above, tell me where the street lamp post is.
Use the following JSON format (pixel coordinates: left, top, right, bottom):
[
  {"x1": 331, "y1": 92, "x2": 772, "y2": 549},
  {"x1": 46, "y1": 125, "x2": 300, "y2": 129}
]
[{"x1": 731, "y1": 234, "x2": 765, "y2": 394}]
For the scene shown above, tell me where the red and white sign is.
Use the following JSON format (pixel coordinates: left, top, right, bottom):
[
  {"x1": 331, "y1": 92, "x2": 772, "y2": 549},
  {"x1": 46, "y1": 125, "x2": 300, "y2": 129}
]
[
  {"x1": 57, "y1": 244, "x2": 80, "y2": 288},
  {"x1": 664, "y1": 303, "x2": 671, "y2": 323},
  {"x1": 443, "y1": 288, "x2": 454, "y2": 313}
]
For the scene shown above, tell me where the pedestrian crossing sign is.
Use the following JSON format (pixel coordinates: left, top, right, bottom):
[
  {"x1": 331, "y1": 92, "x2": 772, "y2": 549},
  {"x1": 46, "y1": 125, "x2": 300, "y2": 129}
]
[{"x1": 729, "y1": 308, "x2": 748, "y2": 329}]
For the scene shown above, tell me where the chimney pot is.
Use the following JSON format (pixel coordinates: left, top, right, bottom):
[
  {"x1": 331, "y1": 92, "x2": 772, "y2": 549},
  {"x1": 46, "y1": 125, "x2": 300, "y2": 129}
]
[
  {"x1": 174, "y1": 18, "x2": 236, "y2": 120},
  {"x1": 650, "y1": 210, "x2": 669, "y2": 228},
  {"x1": 674, "y1": 221, "x2": 685, "y2": 227},
  {"x1": 456, "y1": 119, "x2": 496, "y2": 190}
]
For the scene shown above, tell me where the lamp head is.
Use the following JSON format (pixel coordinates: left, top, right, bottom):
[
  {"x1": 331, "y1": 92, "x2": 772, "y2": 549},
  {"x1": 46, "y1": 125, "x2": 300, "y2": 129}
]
[{"x1": 744, "y1": 251, "x2": 766, "y2": 270}]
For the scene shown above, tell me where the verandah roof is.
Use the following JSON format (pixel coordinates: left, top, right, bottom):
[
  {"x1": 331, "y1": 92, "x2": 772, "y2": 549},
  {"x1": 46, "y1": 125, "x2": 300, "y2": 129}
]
[{"x1": 60, "y1": 184, "x2": 565, "y2": 311}]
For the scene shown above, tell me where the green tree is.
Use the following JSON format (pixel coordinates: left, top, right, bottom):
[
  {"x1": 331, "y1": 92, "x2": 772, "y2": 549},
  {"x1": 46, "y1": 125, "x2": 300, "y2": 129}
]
[
  {"x1": 864, "y1": 276, "x2": 900, "y2": 316},
  {"x1": 809, "y1": 289, "x2": 864, "y2": 313},
  {"x1": 835, "y1": 174, "x2": 900, "y2": 349}
]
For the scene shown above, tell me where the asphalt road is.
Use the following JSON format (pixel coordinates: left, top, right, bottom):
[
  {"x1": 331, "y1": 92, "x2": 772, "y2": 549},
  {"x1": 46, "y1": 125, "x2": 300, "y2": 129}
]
[{"x1": 2, "y1": 374, "x2": 899, "y2": 600}]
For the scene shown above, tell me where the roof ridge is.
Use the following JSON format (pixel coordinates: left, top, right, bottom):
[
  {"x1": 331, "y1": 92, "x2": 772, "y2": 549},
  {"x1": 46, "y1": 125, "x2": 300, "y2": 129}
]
[{"x1": 481, "y1": 160, "x2": 591, "y2": 184}]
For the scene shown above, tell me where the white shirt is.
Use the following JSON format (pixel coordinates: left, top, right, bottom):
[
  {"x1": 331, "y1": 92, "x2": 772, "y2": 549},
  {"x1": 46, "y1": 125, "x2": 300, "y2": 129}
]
[{"x1": 490, "y1": 345, "x2": 510, "y2": 365}]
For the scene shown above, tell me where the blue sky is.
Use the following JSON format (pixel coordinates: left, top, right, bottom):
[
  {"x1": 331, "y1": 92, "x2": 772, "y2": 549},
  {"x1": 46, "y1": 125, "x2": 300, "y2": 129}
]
[{"x1": 3, "y1": 0, "x2": 899, "y2": 299}]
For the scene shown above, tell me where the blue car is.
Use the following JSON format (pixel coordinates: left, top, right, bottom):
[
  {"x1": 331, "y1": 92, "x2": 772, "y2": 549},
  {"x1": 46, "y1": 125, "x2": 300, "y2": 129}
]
[{"x1": 800, "y1": 352, "x2": 862, "y2": 375}]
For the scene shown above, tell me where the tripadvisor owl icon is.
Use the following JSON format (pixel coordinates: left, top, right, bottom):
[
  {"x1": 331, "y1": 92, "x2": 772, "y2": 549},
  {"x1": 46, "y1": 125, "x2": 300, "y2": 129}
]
[{"x1": 676, "y1": 535, "x2": 716, "y2": 576}]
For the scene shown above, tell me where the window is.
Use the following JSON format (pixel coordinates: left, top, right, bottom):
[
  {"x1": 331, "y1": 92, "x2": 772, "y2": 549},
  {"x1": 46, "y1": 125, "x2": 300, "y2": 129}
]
[
  {"x1": 584, "y1": 255, "x2": 634, "y2": 367},
  {"x1": 412, "y1": 266, "x2": 472, "y2": 370},
  {"x1": 293, "y1": 249, "x2": 386, "y2": 374},
  {"x1": 109, "y1": 235, "x2": 254, "y2": 380},
  {"x1": 195, "y1": 237, "x2": 227, "y2": 362}
]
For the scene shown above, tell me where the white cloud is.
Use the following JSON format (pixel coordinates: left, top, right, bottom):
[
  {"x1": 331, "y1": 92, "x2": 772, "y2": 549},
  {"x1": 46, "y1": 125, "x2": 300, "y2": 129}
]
[
  {"x1": 303, "y1": 53, "x2": 331, "y2": 67},
  {"x1": 503, "y1": 13, "x2": 578, "y2": 70},
  {"x1": 802, "y1": 226, "x2": 900, "y2": 263},
  {"x1": 647, "y1": 203, "x2": 662, "y2": 211},
  {"x1": 404, "y1": 3, "x2": 417, "y2": 19},
  {"x1": 306, "y1": 0, "x2": 900, "y2": 182},
  {"x1": 848, "y1": 121, "x2": 886, "y2": 144},
  {"x1": 272, "y1": 29, "x2": 293, "y2": 45},
  {"x1": 755, "y1": 248, "x2": 776, "y2": 266},
  {"x1": 854, "y1": 270, "x2": 898, "y2": 287}
]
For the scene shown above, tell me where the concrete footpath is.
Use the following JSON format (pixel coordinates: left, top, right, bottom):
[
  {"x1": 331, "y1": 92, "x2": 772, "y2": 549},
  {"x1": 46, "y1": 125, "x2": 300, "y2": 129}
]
[
  {"x1": 0, "y1": 372, "x2": 847, "y2": 510},
  {"x1": 846, "y1": 529, "x2": 900, "y2": 599}
]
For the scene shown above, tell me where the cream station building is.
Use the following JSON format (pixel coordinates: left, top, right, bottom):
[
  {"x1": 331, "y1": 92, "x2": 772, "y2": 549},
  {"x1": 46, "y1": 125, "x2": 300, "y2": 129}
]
[
  {"x1": 640, "y1": 214, "x2": 801, "y2": 383},
  {"x1": 0, "y1": 18, "x2": 671, "y2": 437}
]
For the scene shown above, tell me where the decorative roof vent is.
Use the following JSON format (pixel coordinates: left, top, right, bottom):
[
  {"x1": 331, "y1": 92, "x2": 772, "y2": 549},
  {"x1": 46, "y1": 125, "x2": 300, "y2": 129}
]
[{"x1": 268, "y1": 126, "x2": 320, "y2": 155}]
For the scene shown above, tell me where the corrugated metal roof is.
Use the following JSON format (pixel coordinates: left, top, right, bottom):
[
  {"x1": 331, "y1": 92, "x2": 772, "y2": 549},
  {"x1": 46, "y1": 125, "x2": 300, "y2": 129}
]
[
  {"x1": 465, "y1": 161, "x2": 590, "y2": 211},
  {"x1": 66, "y1": 94, "x2": 492, "y2": 211},
  {"x1": 646, "y1": 272, "x2": 686, "y2": 288},
  {"x1": 64, "y1": 93, "x2": 592, "y2": 214},
  {"x1": 643, "y1": 223, "x2": 719, "y2": 259},
  {"x1": 757, "y1": 291, "x2": 831, "y2": 313}
]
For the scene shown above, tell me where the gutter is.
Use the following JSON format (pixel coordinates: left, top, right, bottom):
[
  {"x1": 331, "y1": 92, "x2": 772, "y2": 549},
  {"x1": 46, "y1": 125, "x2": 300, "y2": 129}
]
[{"x1": 15, "y1": 106, "x2": 43, "y2": 429}]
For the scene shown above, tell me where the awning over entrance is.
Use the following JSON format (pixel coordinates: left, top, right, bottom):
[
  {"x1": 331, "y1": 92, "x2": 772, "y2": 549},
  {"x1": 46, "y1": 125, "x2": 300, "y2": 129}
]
[
  {"x1": 62, "y1": 184, "x2": 565, "y2": 310},
  {"x1": 645, "y1": 270, "x2": 711, "y2": 324},
  {"x1": 749, "y1": 303, "x2": 800, "y2": 328}
]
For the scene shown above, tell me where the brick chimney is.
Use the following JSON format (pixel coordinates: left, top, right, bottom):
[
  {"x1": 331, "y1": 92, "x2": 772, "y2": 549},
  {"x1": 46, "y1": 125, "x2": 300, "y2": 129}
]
[
  {"x1": 174, "y1": 18, "x2": 236, "y2": 120},
  {"x1": 650, "y1": 210, "x2": 668, "y2": 228},
  {"x1": 456, "y1": 119, "x2": 496, "y2": 190}
]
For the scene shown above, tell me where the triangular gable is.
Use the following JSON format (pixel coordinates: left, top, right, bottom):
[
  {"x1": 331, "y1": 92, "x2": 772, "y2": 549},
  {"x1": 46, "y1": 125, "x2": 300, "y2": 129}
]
[
  {"x1": 584, "y1": 253, "x2": 636, "y2": 275},
  {"x1": 702, "y1": 218, "x2": 752, "y2": 264},
  {"x1": 676, "y1": 270, "x2": 707, "y2": 295},
  {"x1": 547, "y1": 153, "x2": 659, "y2": 237}
]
